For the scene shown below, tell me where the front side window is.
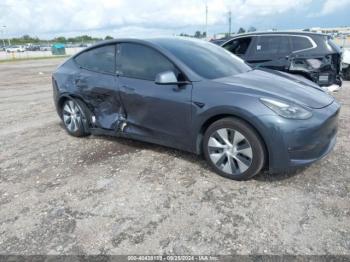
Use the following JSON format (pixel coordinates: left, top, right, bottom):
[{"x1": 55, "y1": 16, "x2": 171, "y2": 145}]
[
  {"x1": 223, "y1": 37, "x2": 252, "y2": 55},
  {"x1": 118, "y1": 43, "x2": 178, "y2": 81},
  {"x1": 290, "y1": 36, "x2": 313, "y2": 51},
  {"x1": 75, "y1": 45, "x2": 115, "y2": 74}
]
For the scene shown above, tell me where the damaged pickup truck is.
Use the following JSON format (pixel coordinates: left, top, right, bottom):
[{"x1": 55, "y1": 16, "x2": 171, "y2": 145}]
[{"x1": 216, "y1": 32, "x2": 342, "y2": 90}]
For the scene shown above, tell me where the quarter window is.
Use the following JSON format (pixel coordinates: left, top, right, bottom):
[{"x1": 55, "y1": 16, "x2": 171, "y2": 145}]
[
  {"x1": 75, "y1": 45, "x2": 115, "y2": 74},
  {"x1": 118, "y1": 43, "x2": 178, "y2": 81},
  {"x1": 290, "y1": 36, "x2": 313, "y2": 51}
]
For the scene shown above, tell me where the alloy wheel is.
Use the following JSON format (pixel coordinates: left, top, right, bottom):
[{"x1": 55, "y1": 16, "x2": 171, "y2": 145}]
[
  {"x1": 208, "y1": 128, "x2": 253, "y2": 175},
  {"x1": 62, "y1": 100, "x2": 82, "y2": 133}
]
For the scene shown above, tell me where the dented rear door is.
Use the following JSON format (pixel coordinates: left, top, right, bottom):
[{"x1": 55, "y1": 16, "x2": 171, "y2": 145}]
[{"x1": 74, "y1": 44, "x2": 122, "y2": 130}]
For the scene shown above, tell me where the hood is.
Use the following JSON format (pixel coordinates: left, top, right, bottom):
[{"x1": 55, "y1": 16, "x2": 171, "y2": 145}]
[{"x1": 214, "y1": 69, "x2": 334, "y2": 109}]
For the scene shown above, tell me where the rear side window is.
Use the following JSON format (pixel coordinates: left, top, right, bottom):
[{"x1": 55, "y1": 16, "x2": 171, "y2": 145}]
[
  {"x1": 223, "y1": 37, "x2": 252, "y2": 55},
  {"x1": 250, "y1": 36, "x2": 291, "y2": 58},
  {"x1": 255, "y1": 36, "x2": 280, "y2": 55},
  {"x1": 290, "y1": 36, "x2": 313, "y2": 51},
  {"x1": 118, "y1": 43, "x2": 178, "y2": 81},
  {"x1": 75, "y1": 45, "x2": 115, "y2": 74}
]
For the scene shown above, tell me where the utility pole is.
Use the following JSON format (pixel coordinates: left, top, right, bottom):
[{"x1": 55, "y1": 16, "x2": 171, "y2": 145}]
[
  {"x1": 228, "y1": 10, "x2": 232, "y2": 36},
  {"x1": 1, "y1": 26, "x2": 7, "y2": 46},
  {"x1": 205, "y1": 1, "x2": 208, "y2": 38},
  {"x1": 1, "y1": 27, "x2": 5, "y2": 46},
  {"x1": 2, "y1": 26, "x2": 10, "y2": 46}
]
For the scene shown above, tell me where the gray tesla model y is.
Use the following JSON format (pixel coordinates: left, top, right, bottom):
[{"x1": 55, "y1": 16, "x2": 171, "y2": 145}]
[{"x1": 52, "y1": 37, "x2": 340, "y2": 180}]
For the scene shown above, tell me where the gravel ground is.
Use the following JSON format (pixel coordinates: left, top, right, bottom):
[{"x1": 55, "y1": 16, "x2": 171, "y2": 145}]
[{"x1": 0, "y1": 59, "x2": 349, "y2": 255}]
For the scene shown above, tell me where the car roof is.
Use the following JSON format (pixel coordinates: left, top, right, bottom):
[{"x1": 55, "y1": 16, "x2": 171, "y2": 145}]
[
  {"x1": 72, "y1": 37, "x2": 208, "y2": 60},
  {"x1": 220, "y1": 31, "x2": 328, "y2": 40},
  {"x1": 78, "y1": 37, "x2": 205, "y2": 48},
  {"x1": 71, "y1": 37, "x2": 207, "y2": 82}
]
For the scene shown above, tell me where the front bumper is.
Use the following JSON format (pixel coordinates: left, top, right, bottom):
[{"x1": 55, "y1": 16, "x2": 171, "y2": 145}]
[
  {"x1": 288, "y1": 133, "x2": 336, "y2": 167},
  {"x1": 254, "y1": 100, "x2": 340, "y2": 173}
]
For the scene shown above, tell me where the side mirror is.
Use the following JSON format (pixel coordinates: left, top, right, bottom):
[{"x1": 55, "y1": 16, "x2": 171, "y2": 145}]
[
  {"x1": 155, "y1": 71, "x2": 178, "y2": 85},
  {"x1": 155, "y1": 71, "x2": 190, "y2": 85}
]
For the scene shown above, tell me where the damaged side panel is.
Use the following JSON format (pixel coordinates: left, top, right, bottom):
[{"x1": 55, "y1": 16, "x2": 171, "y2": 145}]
[
  {"x1": 221, "y1": 33, "x2": 343, "y2": 88},
  {"x1": 75, "y1": 69, "x2": 122, "y2": 130},
  {"x1": 55, "y1": 58, "x2": 123, "y2": 132},
  {"x1": 288, "y1": 52, "x2": 342, "y2": 87}
]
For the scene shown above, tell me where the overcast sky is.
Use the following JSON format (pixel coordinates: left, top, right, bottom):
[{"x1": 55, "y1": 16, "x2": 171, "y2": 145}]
[{"x1": 0, "y1": 0, "x2": 349, "y2": 38}]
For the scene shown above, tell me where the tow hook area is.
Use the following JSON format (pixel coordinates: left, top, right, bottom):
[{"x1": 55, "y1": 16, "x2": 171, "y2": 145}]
[
  {"x1": 88, "y1": 110, "x2": 127, "y2": 134},
  {"x1": 116, "y1": 106, "x2": 128, "y2": 133},
  {"x1": 116, "y1": 113, "x2": 128, "y2": 133}
]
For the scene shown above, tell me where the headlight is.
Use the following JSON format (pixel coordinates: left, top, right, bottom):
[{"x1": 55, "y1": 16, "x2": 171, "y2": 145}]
[{"x1": 260, "y1": 98, "x2": 312, "y2": 119}]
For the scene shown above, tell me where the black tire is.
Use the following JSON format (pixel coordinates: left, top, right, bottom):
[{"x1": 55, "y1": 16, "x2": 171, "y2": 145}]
[
  {"x1": 203, "y1": 117, "x2": 265, "y2": 180},
  {"x1": 61, "y1": 98, "x2": 90, "y2": 137}
]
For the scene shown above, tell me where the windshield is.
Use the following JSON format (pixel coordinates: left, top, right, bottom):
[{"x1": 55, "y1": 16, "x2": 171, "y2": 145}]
[{"x1": 153, "y1": 38, "x2": 251, "y2": 79}]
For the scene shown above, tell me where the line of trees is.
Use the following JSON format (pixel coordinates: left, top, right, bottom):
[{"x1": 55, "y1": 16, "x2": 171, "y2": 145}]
[
  {"x1": 237, "y1": 26, "x2": 257, "y2": 34},
  {"x1": 2, "y1": 26, "x2": 258, "y2": 45},
  {"x1": 179, "y1": 26, "x2": 257, "y2": 39},
  {"x1": 179, "y1": 31, "x2": 207, "y2": 38},
  {"x1": 0, "y1": 34, "x2": 114, "y2": 45}
]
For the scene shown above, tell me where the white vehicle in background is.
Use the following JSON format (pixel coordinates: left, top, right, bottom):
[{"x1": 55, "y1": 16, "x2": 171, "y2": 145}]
[
  {"x1": 342, "y1": 48, "x2": 350, "y2": 80},
  {"x1": 6, "y1": 45, "x2": 25, "y2": 53},
  {"x1": 40, "y1": 45, "x2": 51, "y2": 51}
]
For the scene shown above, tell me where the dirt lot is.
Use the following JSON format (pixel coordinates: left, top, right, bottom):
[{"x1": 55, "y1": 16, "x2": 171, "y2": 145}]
[{"x1": 0, "y1": 59, "x2": 349, "y2": 255}]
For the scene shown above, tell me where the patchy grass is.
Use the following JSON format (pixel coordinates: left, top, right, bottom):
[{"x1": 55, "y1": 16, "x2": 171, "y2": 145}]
[{"x1": 0, "y1": 55, "x2": 70, "y2": 63}]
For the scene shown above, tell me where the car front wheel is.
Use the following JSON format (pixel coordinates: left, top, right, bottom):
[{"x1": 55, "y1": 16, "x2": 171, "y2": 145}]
[{"x1": 203, "y1": 117, "x2": 265, "y2": 180}]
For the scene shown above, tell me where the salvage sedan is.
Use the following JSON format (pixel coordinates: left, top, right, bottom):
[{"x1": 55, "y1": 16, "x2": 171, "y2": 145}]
[{"x1": 52, "y1": 38, "x2": 340, "y2": 180}]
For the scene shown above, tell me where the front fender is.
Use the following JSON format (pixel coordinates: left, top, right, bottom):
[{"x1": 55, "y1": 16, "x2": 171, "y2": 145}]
[{"x1": 192, "y1": 103, "x2": 274, "y2": 153}]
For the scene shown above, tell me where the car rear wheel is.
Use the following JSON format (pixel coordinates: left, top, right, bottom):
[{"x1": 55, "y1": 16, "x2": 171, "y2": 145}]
[
  {"x1": 61, "y1": 99, "x2": 89, "y2": 137},
  {"x1": 203, "y1": 117, "x2": 265, "y2": 180}
]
